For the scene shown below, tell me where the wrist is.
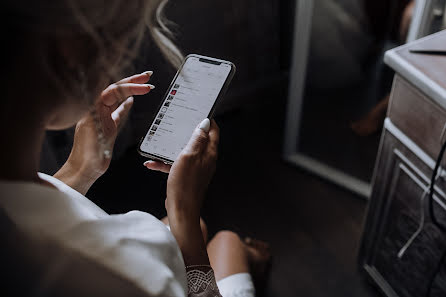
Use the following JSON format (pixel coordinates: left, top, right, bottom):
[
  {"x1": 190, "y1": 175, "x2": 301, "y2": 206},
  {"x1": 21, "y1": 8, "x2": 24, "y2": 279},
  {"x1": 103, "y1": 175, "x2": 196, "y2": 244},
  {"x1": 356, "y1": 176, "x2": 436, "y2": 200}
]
[
  {"x1": 167, "y1": 213, "x2": 209, "y2": 266},
  {"x1": 54, "y1": 159, "x2": 97, "y2": 195},
  {"x1": 167, "y1": 204, "x2": 201, "y2": 230},
  {"x1": 165, "y1": 190, "x2": 203, "y2": 219},
  {"x1": 67, "y1": 152, "x2": 105, "y2": 181}
]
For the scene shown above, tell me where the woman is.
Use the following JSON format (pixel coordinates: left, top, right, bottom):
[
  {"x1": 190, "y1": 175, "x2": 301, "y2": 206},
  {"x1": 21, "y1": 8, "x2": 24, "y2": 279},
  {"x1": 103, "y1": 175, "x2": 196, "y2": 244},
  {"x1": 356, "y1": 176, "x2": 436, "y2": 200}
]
[{"x1": 0, "y1": 0, "x2": 270, "y2": 296}]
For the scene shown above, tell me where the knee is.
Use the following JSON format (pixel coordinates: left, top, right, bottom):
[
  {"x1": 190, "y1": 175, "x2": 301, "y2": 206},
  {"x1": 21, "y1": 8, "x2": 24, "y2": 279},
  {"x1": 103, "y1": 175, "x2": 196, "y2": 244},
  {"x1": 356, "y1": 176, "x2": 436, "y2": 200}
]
[
  {"x1": 210, "y1": 230, "x2": 242, "y2": 247},
  {"x1": 207, "y1": 231, "x2": 247, "y2": 267}
]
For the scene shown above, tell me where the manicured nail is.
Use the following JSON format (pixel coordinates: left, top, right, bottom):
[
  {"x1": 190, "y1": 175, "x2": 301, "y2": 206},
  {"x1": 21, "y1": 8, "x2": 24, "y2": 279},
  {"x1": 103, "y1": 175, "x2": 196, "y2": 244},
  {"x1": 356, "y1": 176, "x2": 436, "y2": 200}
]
[
  {"x1": 143, "y1": 161, "x2": 154, "y2": 166},
  {"x1": 144, "y1": 71, "x2": 153, "y2": 76},
  {"x1": 146, "y1": 84, "x2": 155, "y2": 90},
  {"x1": 199, "y1": 118, "x2": 210, "y2": 132},
  {"x1": 123, "y1": 96, "x2": 134, "y2": 106}
]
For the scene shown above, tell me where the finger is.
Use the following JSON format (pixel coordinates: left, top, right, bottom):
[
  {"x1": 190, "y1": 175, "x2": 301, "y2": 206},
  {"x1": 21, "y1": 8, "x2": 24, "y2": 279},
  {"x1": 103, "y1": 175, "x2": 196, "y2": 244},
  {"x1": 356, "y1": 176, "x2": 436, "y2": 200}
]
[
  {"x1": 143, "y1": 160, "x2": 171, "y2": 173},
  {"x1": 116, "y1": 71, "x2": 153, "y2": 85},
  {"x1": 207, "y1": 119, "x2": 220, "y2": 152},
  {"x1": 111, "y1": 96, "x2": 134, "y2": 128},
  {"x1": 199, "y1": 118, "x2": 211, "y2": 132},
  {"x1": 101, "y1": 83, "x2": 154, "y2": 107},
  {"x1": 183, "y1": 118, "x2": 210, "y2": 154}
]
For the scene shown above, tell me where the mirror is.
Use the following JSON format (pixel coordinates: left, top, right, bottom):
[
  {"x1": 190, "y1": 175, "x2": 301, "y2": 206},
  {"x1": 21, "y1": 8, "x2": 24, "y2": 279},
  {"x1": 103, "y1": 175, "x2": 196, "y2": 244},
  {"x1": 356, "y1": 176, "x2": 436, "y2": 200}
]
[{"x1": 283, "y1": 0, "x2": 446, "y2": 198}]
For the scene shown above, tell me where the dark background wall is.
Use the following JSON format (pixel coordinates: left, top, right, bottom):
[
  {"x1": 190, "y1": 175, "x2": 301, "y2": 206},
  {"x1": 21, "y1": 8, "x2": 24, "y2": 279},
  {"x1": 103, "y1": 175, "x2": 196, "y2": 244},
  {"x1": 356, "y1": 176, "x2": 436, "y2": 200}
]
[
  {"x1": 41, "y1": 0, "x2": 296, "y2": 174},
  {"x1": 129, "y1": 0, "x2": 293, "y2": 141}
]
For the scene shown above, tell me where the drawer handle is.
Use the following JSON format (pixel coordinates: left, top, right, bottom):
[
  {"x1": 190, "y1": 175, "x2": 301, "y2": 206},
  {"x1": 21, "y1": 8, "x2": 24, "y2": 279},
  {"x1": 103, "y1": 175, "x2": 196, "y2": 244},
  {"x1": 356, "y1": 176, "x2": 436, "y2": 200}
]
[
  {"x1": 441, "y1": 122, "x2": 446, "y2": 144},
  {"x1": 398, "y1": 167, "x2": 444, "y2": 259},
  {"x1": 397, "y1": 188, "x2": 429, "y2": 259},
  {"x1": 440, "y1": 123, "x2": 446, "y2": 179}
]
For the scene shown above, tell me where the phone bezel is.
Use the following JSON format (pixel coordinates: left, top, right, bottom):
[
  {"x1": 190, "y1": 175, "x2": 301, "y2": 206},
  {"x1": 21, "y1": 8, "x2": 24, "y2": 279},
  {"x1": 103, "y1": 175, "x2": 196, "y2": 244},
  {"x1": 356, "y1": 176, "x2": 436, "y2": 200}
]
[{"x1": 137, "y1": 54, "x2": 236, "y2": 165}]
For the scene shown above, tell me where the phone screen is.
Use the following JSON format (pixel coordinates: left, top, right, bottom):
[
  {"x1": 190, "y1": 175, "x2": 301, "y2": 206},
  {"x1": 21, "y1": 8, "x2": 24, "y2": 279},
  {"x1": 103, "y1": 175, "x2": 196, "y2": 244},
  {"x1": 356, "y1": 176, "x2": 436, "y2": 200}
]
[{"x1": 139, "y1": 55, "x2": 233, "y2": 162}]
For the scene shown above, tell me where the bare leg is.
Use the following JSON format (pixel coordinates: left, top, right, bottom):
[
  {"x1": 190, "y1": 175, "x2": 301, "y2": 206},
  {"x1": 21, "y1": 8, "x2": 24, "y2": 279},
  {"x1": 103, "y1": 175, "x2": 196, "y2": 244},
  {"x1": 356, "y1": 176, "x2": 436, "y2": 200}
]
[
  {"x1": 207, "y1": 230, "x2": 271, "y2": 294},
  {"x1": 352, "y1": 2, "x2": 414, "y2": 137},
  {"x1": 351, "y1": 94, "x2": 390, "y2": 136},
  {"x1": 207, "y1": 231, "x2": 250, "y2": 281},
  {"x1": 161, "y1": 216, "x2": 208, "y2": 244}
]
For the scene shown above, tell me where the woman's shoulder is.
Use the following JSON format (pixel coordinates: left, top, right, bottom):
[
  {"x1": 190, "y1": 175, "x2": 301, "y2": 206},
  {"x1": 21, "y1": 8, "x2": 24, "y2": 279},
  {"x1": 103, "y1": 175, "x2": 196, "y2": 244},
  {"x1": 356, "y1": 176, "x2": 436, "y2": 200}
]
[{"x1": 0, "y1": 173, "x2": 106, "y2": 235}]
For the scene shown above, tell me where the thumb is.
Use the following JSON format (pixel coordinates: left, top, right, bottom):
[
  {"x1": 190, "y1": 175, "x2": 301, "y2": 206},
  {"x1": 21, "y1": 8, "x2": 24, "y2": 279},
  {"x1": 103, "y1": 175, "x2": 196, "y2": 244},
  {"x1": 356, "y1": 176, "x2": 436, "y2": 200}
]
[
  {"x1": 112, "y1": 96, "x2": 134, "y2": 128},
  {"x1": 184, "y1": 118, "x2": 211, "y2": 154}
]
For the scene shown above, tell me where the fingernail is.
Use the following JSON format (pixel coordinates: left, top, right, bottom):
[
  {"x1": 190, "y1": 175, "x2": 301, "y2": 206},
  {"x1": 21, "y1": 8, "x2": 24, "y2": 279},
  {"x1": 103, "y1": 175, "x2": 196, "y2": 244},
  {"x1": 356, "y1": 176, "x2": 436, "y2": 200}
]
[
  {"x1": 146, "y1": 84, "x2": 155, "y2": 90},
  {"x1": 144, "y1": 71, "x2": 153, "y2": 76},
  {"x1": 124, "y1": 96, "x2": 134, "y2": 105},
  {"x1": 143, "y1": 161, "x2": 153, "y2": 166},
  {"x1": 199, "y1": 118, "x2": 210, "y2": 132}
]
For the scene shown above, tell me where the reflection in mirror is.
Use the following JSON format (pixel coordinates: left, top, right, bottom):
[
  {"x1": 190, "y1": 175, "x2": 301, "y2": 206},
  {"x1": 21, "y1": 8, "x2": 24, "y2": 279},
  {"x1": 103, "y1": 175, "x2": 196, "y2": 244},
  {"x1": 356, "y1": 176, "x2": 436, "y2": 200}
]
[
  {"x1": 299, "y1": 0, "x2": 382, "y2": 193},
  {"x1": 284, "y1": 0, "x2": 446, "y2": 198}
]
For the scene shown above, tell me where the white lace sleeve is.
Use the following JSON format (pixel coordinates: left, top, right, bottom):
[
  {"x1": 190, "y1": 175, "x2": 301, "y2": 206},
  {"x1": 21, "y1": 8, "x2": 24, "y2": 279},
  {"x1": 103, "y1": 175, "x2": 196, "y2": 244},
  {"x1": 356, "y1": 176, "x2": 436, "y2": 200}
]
[{"x1": 186, "y1": 265, "x2": 222, "y2": 297}]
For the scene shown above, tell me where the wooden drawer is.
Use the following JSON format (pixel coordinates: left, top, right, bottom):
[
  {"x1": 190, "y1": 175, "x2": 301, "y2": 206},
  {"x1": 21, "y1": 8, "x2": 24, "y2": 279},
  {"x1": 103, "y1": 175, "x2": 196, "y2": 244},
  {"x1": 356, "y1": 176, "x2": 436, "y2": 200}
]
[
  {"x1": 360, "y1": 130, "x2": 446, "y2": 297},
  {"x1": 388, "y1": 75, "x2": 446, "y2": 167}
]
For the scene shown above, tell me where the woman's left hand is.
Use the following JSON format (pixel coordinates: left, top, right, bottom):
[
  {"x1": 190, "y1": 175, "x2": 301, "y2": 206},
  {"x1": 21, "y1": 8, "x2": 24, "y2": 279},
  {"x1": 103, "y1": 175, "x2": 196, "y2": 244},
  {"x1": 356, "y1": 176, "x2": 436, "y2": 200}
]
[{"x1": 54, "y1": 71, "x2": 154, "y2": 194}]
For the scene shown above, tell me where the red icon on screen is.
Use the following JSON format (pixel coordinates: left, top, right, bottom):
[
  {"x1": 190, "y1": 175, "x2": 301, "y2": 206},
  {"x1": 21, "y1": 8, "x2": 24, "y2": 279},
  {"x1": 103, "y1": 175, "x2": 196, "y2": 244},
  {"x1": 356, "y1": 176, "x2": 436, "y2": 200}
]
[{"x1": 170, "y1": 90, "x2": 177, "y2": 95}]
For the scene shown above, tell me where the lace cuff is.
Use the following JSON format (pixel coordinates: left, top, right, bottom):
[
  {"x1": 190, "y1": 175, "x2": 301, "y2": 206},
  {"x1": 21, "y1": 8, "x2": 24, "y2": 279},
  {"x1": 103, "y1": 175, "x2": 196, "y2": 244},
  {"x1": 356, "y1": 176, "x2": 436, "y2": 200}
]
[{"x1": 186, "y1": 265, "x2": 222, "y2": 297}]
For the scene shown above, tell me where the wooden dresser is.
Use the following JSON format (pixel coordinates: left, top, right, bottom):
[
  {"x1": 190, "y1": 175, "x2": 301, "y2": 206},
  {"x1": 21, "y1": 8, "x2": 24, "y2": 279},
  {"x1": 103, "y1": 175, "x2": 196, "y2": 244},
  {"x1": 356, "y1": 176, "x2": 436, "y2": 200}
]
[{"x1": 359, "y1": 30, "x2": 446, "y2": 297}]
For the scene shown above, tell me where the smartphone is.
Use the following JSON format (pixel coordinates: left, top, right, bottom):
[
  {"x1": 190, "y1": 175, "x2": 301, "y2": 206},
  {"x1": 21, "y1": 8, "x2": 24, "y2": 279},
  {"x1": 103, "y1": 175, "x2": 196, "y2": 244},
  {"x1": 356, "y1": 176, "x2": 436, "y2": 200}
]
[{"x1": 138, "y1": 54, "x2": 236, "y2": 164}]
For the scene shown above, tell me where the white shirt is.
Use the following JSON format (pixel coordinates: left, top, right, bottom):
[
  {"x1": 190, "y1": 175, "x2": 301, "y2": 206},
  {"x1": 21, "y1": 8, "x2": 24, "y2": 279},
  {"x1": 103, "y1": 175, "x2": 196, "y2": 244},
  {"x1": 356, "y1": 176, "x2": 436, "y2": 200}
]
[{"x1": 0, "y1": 173, "x2": 187, "y2": 296}]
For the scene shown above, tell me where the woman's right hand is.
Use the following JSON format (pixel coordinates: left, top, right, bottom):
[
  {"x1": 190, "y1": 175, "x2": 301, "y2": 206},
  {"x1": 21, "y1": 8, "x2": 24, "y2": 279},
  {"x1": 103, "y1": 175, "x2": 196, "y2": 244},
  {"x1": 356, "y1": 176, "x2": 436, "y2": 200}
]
[{"x1": 144, "y1": 118, "x2": 219, "y2": 221}]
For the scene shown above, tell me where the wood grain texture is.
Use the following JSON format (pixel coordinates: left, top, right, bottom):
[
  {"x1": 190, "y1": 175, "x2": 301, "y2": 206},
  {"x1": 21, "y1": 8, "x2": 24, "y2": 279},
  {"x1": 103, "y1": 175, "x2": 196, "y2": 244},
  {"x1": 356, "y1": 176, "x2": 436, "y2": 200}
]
[{"x1": 388, "y1": 75, "x2": 446, "y2": 167}]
